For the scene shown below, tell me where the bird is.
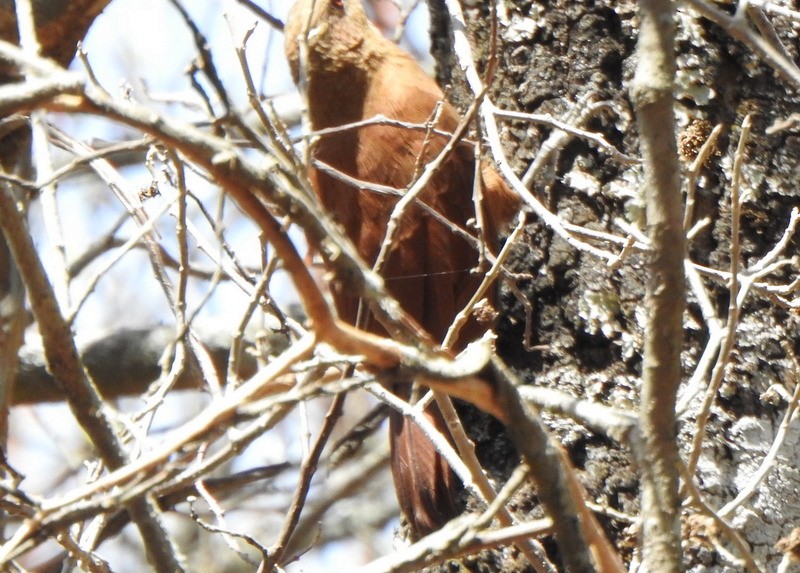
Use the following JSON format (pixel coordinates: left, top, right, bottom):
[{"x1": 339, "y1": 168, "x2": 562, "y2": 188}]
[{"x1": 284, "y1": 0, "x2": 519, "y2": 537}]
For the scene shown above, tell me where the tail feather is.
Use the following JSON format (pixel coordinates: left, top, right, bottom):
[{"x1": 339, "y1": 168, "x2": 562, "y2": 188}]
[{"x1": 389, "y1": 404, "x2": 460, "y2": 537}]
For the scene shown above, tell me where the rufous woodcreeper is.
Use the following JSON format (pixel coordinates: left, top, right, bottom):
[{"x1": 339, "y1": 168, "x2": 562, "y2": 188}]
[{"x1": 284, "y1": 0, "x2": 519, "y2": 536}]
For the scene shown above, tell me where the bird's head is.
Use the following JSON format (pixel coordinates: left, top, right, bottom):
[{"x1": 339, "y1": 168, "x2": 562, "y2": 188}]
[{"x1": 284, "y1": 0, "x2": 381, "y2": 83}]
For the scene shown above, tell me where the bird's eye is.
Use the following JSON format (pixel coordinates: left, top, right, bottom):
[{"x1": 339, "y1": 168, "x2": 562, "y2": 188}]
[{"x1": 331, "y1": 0, "x2": 344, "y2": 8}]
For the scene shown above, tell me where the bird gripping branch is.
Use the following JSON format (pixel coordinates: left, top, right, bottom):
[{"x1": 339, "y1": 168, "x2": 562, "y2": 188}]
[{"x1": 284, "y1": 0, "x2": 519, "y2": 536}]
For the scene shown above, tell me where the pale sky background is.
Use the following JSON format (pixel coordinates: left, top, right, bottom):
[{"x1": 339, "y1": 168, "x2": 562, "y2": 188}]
[
  {"x1": 41, "y1": 0, "x2": 432, "y2": 334},
  {"x1": 10, "y1": 1, "x2": 436, "y2": 571}
]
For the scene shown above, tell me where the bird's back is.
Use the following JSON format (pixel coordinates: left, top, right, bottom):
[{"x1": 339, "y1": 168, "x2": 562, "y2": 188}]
[{"x1": 284, "y1": 0, "x2": 519, "y2": 536}]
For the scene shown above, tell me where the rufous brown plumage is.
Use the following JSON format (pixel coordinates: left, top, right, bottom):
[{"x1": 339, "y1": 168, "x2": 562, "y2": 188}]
[{"x1": 284, "y1": 0, "x2": 519, "y2": 537}]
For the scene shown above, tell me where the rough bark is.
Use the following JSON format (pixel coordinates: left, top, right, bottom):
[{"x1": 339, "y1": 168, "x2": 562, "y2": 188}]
[{"x1": 425, "y1": 0, "x2": 800, "y2": 571}]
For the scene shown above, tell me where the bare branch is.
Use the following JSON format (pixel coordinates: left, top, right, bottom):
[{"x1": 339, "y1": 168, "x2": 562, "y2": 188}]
[{"x1": 630, "y1": 0, "x2": 685, "y2": 569}]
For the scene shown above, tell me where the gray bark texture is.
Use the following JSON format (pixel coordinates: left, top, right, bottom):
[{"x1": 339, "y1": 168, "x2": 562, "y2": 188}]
[{"x1": 423, "y1": 0, "x2": 800, "y2": 571}]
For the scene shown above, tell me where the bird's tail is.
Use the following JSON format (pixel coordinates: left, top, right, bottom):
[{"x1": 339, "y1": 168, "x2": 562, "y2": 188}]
[{"x1": 388, "y1": 401, "x2": 460, "y2": 537}]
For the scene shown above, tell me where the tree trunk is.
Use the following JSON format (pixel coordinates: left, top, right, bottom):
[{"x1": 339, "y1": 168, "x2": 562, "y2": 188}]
[{"x1": 425, "y1": 0, "x2": 800, "y2": 570}]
